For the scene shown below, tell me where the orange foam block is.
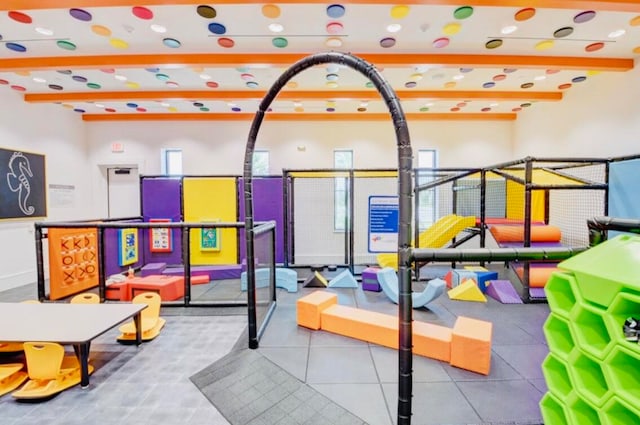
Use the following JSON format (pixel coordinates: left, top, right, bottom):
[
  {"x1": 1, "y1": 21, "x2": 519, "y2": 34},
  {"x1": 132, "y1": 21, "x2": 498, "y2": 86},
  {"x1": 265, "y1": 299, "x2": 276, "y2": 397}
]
[
  {"x1": 127, "y1": 275, "x2": 185, "y2": 301},
  {"x1": 296, "y1": 291, "x2": 338, "y2": 330},
  {"x1": 516, "y1": 266, "x2": 558, "y2": 288},
  {"x1": 450, "y1": 316, "x2": 493, "y2": 375},
  {"x1": 190, "y1": 275, "x2": 210, "y2": 285},
  {"x1": 320, "y1": 304, "x2": 452, "y2": 362},
  {"x1": 490, "y1": 225, "x2": 561, "y2": 243}
]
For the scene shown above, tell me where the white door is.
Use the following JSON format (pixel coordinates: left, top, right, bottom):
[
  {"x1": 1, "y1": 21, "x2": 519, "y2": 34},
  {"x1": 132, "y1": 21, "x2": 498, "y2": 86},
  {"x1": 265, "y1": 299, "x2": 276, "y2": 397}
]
[{"x1": 107, "y1": 167, "x2": 140, "y2": 218}]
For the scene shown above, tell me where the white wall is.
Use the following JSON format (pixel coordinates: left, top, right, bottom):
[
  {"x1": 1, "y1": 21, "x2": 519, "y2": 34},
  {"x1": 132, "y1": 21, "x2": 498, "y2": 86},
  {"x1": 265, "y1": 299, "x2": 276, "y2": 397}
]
[
  {"x1": 87, "y1": 119, "x2": 514, "y2": 174},
  {"x1": 514, "y1": 61, "x2": 640, "y2": 158},
  {"x1": 0, "y1": 90, "x2": 90, "y2": 291}
]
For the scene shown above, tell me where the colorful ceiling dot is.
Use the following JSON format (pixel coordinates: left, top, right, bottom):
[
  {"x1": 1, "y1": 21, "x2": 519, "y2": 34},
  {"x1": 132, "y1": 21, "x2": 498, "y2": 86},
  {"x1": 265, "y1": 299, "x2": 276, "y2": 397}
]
[
  {"x1": 208, "y1": 23, "x2": 227, "y2": 35},
  {"x1": 492, "y1": 74, "x2": 506, "y2": 81},
  {"x1": 206, "y1": 81, "x2": 219, "y2": 88},
  {"x1": 8, "y1": 11, "x2": 33, "y2": 24},
  {"x1": 193, "y1": 102, "x2": 204, "y2": 107},
  {"x1": 87, "y1": 83, "x2": 101, "y2": 89},
  {"x1": 485, "y1": 39, "x2": 502, "y2": 49},
  {"x1": 419, "y1": 107, "x2": 429, "y2": 112},
  {"x1": 630, "y1": 16, "x2": 640, "y2": 26},
  {"x1": 535, "y1": 40, "x2": 554, "y2": 50},
  {"x1": 503, "y1": 68, "x2": 517, "y2": 73},
  {"x1": 100, "y1": 68, "x2": 115, "y2": 74},
  {"x1": 200, "y1": 107, "x2": 210, "y2": 112},
  {"x1": 586, "y1": 70, "x2": 600, "y2": 76},
  {"x1": 48, "y1": 84, "x2": 63, "y2": 90},
  {"x1": 515, "y1": 8, "x2": 536, "y2": 21},
  {"x1": 57, "y1": 70, "x2": 72, "y2": 75},
  {"x1": 6, "y1": 43, "x2": 26, "y2": 53},
  {"x1": 92, "y1": 25, "x2": 112, "y2": 36},
  {"x1": 231, "y1": 107, "x2": 242, "y2": 112},
  {"x1": 132, "y1": 6, "x2": 154, "y2": 20},
  {"x1": 197, "y1": 5, "x2": 216, "y2": 19},
  {"x1": 554, "y1": 27, "x2": 574, "y2": 38},
  {"x1": 410, "y1": 73, "x2": 423, "y2": 81},
  {"x1": 358, "y1": 107, "x2": 367, "y2": 112},
  {"x1": 545, "y1": 69, "x2": 560, "y2": 74},
  {"x1": 520, "y1": 103, "x2": 532, "y2": 108},
  {"x1": 326, "y1": 22, "x2": 344, "y2": 35},
  {"x1": 163, "y1": 38, "x2": 181, "y2": 48},
  {"x1": 326, "y1": 81, "x2": 338, "y2": 88},
  {"x1": 450, "y1": 107, "x2": 461, "y2": 112},
  {"x1": 105, "y1": 108, "x2": 116, "y2": 113},
  {"x1": 433, "y1": 37, "x2": 449, "y2": 48},
  {"x1": 15, "y1": 71, "x2": 30, "y2": 77},
  {"x1": 218, "y1": 38, "x2": 235, "y2": 48},
  {"x1": 405, "y1": 81, "x2": 417, "y2": 88},
  {"x1": 444, "y1": 81, "x2": 456, "y2": 88},
  {"x1": 272, "y1": 37, "x2": 288, "y2": 48},
  {"x1": 481, "y1": 107, "x2": 491, "y2": 112},
  {"x1": 483, "y1": 82, "x2": 496, "y2": 88},
  {"x1": 166, "y1": 81, "x2": 179, "y2": 88},
  {"x1": 72, "y1": 75, "x2": 87, "y2": 83},
  {"x1": 365, "y1": 81, "x2": 374, "y2": 88},
  {"x1": 459, "y1": 68, "x2": 473, "y2": 73},
  {"x1": 287, "y1": 81, "x2": 298, "y2": 89},
  {"x1": 0, "y1": 79, "x2": 9, "y2": 85},
  {"x1": 521, "y1": 82, "x2": 534, "y2": 89},
  {"x1": 73, "y1": 109, "x2": 85, "y2": 113},
  {"x1": 633, "y1": 46, "x2": 640, "y2": 54},
  {"x1": 126, "y1": 81, "x2": 140, "y2": 88},
  {"x1": 325, "y1": 38, "x2": 343, "y2": 48},
  {"x1": 387, "y1": 23, "x2": 402, "y2": 33},
  {"x1": 453, "y1": 6, "x2": 473, "y2": 20},
  {"x1": 442, "y1": 23, "x2": 461, "y2": 35},
  {"x1": 294, "y1": 106, "x2": 304, "y2": 112},
  {"x1": 326, "y1": 108, "x2": 335, "y2": 112},
  {"x1": 57, "y1": 40, "x2": 76, "y2": 51},
  {"x1": 608, "y1": 29, "x2": 626, "y2": 38},
  {"x1": 168, "y1": 107, "x2": 178, "y2": 112},
  {"x1": 585, "y1": 42, "x2": 604, "y2": 52},
  {"x1": 145, "y1": 67, "x2": 160, "y2": 73},
  {"x1": 150, "y1": 24, "x2": 167, "y2": 33},
  {"x1": 380, "y1": 37, "x2": 396, "y2": 48},
  {"x1": 246, "y1": 81, "x2": 259, "y2": 88},
  {"x1": 126, "y1": 102, "x2": 138, "y2": 108},
  {"x1": 11, "y1": 85, "x2": 26, "y2": 91},
  {"x1": 390, "y1": 5, "x2": 410, "y2": 19},
  {"x1": 512, "y1": 107, "x2": 522, "y2": 112},
  {"x1": 61, "y1": 103, "x2": 74, "y2": 109},
  {"x1": 327, "y1": 4, "x2": 346, "y2": 19},
  {"x1": 574, "y1": 10, "x2": 596, "y2": 24},
  {"x1": 110, "y1": 38, "x2": 129, "y2": 49},
  {"x1": 69, "y1": 8, "x2": 92, "y2": 22},
  {"x1": 262, "y1": 4, "x2": 281, "y2": 19},
  {"x1": 156, "y1": 73, "x2": 170, "y2": 81},
  {"x1": 572, "y1": 76, "x2": 587, "y2": 83},
  {"x1": 456, "y1": 102, "x2": 467, "y2": 107},
  {"x1": 326, "y1": 73, "x2": 339, "y2": 81},
  {"x1": 558, "y1": 83, "x2": 572, "y2": 90}
]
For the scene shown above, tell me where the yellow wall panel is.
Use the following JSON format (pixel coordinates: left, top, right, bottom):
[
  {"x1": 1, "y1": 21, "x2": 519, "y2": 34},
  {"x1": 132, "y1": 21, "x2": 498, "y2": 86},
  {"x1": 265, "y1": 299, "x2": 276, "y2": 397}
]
[
  {"x1": 183, "y1": 177, "x2": 238, "y2": 265},
  {"x1": 505, "y1": 180, "x2": 545, "y2": 222}
]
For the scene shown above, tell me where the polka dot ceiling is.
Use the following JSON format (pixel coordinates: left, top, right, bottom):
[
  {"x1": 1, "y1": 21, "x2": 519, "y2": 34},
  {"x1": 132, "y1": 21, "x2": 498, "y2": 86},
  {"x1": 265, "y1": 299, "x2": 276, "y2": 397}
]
[{"x1": 0, "y1": 2, "x2": 637, "y2": 118}]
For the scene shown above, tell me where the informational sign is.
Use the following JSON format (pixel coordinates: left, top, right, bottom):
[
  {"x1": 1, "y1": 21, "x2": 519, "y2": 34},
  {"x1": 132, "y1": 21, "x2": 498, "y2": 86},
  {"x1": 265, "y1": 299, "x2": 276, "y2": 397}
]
[
  {"x1": 149, "y1": 218, "x2": 172, "y2": 253},
  {"x1": 200, "y1": 219, "x2": 221, "y2": 251},
  {"x1": 368, "y1": 195, "x2": 399, "y2": 253}
]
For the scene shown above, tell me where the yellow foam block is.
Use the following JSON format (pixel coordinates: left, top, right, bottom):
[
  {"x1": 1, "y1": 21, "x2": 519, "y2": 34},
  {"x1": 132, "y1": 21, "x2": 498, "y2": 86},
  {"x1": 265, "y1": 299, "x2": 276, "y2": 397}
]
[
  {"x1": 464, "y1": 266, "x2": 488, "y2": 272},
  {"x1": 447, "y1": 280, "x2": 487, "y2": 302},
  {"x1": 296, "y1": 291, "x2": 338, "y2": 330},
  {"x1": 413, "y1": 321, "x2": 452, "y2": 362},
  {"x1": 450, "y1": 316, "x2": 493, "y2": 375},
  {"x1": 321, "y1": 305, "x2": 452, "y2": 363}
]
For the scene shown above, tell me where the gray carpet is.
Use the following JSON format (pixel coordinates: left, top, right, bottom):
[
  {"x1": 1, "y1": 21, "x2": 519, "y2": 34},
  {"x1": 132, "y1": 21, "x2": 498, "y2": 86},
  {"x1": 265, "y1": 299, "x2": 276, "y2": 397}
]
[{"x1": 191, "y1": 349, "x2": 367, "y2": 425}]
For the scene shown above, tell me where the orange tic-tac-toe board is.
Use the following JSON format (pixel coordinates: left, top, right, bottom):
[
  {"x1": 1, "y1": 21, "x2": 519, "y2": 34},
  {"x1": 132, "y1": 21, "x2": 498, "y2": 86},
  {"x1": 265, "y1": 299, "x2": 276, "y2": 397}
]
[{"x1": 48, "y1": 228, "x2": 99, "y2": 300}]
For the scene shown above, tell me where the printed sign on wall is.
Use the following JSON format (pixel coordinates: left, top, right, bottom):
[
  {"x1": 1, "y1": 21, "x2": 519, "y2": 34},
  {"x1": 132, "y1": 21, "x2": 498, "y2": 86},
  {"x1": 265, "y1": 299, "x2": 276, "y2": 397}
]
[
  {"x1": 368, "y1": 195, "x2": 399, "y2": 253},
  {"x1": 0, "y1": 148, "x2": 47, "y2": 220}
]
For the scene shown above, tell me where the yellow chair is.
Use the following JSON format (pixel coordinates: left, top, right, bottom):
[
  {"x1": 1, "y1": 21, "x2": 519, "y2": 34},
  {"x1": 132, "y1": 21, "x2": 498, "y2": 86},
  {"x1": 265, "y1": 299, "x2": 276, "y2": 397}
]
[
  {"x1": 12, "y1": 342, "x2": 92, "y2": 400},
  {"x1": 0, "y1": 363, "x2": 28, "y2": 397},
  {"x1": 117, "y1": 292, "x2": 166, "y2": 343},
  {"x1": 69, "y1": 293, "x2": 100, "y2": 304}
]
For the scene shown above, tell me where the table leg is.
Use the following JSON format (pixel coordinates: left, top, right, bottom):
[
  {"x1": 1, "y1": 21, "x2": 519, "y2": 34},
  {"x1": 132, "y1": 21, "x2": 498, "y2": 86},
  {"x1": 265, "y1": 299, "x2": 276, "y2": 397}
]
[
  {"x1": 74, "y1": 343, "x2": 91, "y2": 388},
  {"x1": 134, "y1": 311, "x2": 142, "y2": 345}
]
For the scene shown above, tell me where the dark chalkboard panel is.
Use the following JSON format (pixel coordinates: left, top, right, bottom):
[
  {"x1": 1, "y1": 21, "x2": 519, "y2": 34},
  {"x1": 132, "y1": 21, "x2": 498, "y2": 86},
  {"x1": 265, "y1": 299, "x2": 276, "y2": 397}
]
[{"x1": 0, "y1": 147, "x2": 46, "y2": 220}]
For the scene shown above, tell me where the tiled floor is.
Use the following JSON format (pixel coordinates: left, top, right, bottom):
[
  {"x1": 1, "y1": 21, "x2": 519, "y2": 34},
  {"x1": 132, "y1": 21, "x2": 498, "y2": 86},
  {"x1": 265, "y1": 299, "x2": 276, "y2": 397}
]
[{"x1": 0, "y1": 277, "x2": 549, "y2": 425}]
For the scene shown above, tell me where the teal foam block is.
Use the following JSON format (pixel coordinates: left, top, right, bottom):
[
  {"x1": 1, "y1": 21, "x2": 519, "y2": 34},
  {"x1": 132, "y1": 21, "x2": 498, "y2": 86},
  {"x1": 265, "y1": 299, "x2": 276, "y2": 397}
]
[
  {"x1": 240, "y1": 268, "x2": 298, "y2": 293},
  {"x1": 328, "y1": 269, "x2": 358, "y2": 288},
  {"x1": 558, "y1": 234, "x2": 640, "y2": 308}
]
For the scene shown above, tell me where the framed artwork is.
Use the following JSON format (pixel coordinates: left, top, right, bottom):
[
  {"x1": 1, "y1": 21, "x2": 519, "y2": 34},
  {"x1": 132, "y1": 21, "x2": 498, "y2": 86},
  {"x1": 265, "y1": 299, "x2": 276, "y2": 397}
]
[
  {"x1": 118, "y1": 228, "x2": 139, "y2": 266},
  {"x1": 0, "y1": 147, "x2": 47, "y2": 220},
  {"x1": 149, "y1": 218, "x2": 172, "y2": 252},
  {"x1": 200, "y1": 219, "x2": 221, "y2": 251}
]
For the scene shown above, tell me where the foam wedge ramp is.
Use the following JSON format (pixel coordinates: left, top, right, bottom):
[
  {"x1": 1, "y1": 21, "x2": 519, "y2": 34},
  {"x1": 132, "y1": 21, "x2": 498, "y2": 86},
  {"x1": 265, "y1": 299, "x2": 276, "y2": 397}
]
[
  {"x1": 447, "y1": 280, "x2": 487, "y2": 302},
  {"x1": 486, "y1": 280, "x2": 523, "y2": 304},
  {"x1": 328, "y1": 269, "x2": 358, "y2": 288},
  {"x1": 377, "y1": 267, "x2": 445, "y2": 308}
]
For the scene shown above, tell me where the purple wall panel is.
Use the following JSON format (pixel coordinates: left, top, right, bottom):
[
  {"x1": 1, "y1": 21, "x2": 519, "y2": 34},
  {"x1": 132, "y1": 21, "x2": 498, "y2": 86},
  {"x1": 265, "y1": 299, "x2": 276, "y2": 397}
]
[
  {"x1": 141, "y1": 177, "x2": 183, "y2": 265},
  {"x1": 238, "y1": 177, "x2": 285, "y2": 263},
  {"x1": 103, "y1": 225, "x2": 144, "y2": 277}
]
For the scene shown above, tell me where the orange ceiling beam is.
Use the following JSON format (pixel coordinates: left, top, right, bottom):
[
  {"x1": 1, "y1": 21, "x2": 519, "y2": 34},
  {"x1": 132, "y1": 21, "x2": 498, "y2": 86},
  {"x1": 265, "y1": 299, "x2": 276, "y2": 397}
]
[
  {"x1": 3, "y1": 0, "x2": 640, "y2": 13},
  {"x1": 0, "y1": 54, "x2": 632, "y2": 73},
  {"x1": 25, "y1": 90, "x2": 562, "y2": 103},
  {"x1": 82, "y1": 112, "x2": 517, "y2": 122}
]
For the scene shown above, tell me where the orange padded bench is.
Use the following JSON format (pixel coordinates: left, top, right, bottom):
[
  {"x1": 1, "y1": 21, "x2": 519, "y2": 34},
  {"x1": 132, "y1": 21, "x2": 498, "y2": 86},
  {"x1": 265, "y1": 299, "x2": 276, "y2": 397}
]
[
  {"x1": 127, "y1": 275, "x2": 184, "y2": 301},
  {"x1": 489, "y1": 225, "x2": 561, "y2": 243},
  {"x1": 321, "y1": 304, "x2": 452, "y2": 362},
  {"x1": 296, "y1": 291, "x2": 491, "y2": 373},
  {"x1": 450, "y1": 316, "x2": 493, "y2": 375},
  {"x1": 515, "y1": 265, "x2": 558, "y2": 288}
]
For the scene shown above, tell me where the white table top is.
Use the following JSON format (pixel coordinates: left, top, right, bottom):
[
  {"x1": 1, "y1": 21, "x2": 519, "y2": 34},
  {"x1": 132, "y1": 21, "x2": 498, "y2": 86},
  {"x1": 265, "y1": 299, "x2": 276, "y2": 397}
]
[{"x1": 0, "y1": 302, "x2": 146, "y2": 344}]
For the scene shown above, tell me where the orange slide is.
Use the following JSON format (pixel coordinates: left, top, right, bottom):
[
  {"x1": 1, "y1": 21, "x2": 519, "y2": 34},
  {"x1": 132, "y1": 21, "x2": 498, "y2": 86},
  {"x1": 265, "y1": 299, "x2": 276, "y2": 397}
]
[{"x1": 297, "y1": 291, "x2": 492, "y2": 375}]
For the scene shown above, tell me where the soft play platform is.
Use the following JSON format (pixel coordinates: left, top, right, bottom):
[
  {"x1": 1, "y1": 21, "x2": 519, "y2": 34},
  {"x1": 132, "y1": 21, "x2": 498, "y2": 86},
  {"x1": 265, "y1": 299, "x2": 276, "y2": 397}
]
[
  {"x1": 376, "y1": 267, "x2": 445, "y2": 308},
  {"x1": 162, "y1": 264, "x2": 242, "y2": 280}
]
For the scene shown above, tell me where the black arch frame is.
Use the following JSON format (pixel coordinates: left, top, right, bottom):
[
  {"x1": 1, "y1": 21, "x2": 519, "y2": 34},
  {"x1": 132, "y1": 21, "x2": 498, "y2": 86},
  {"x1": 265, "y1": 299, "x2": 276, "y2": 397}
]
[{"x1": 242, "y1": 52, "x2": 415, "y2": 424}]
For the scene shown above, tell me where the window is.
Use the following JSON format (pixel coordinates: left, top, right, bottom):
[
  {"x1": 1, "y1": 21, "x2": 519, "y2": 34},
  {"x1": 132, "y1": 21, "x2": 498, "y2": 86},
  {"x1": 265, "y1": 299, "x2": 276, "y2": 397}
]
[
  {"x1": 252, "y1": 150, "x2": 270, "y2": 176},
  {"x1": 417, "y1": 149, "x2": 437, "y2": 231},
  {"x1": 334, "y1": 150, "x2": 353, "y2": 232},
  {"x1": 161, "y1": 148, "x2": 183, "y2": 175}
]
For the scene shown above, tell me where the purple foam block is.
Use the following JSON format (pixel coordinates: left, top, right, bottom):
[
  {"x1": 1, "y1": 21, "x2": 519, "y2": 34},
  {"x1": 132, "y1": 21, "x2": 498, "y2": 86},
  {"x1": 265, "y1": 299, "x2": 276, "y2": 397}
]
[
  {"x1": 361, "y1": 267, "x2": 382, "y2": 292},
  {"x1": 141, "y1": 262, "x2": 167, "y2": 277},
  {"x1": 529, "y1": 287, "x2": 547, "y2": 299},
  {"x1": 163, "y1": 265, "x2": 242, "y2": 280},
  {"x1": 486, "y1": 280, "x2": 523, "y2": 304}
]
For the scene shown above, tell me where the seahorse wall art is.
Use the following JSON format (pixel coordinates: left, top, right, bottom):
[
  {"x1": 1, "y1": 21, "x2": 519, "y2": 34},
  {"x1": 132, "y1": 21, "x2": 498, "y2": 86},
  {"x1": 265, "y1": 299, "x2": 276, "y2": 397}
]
[{"x1": 0, "y1": 147, "x2": 46, "y2": 220}]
